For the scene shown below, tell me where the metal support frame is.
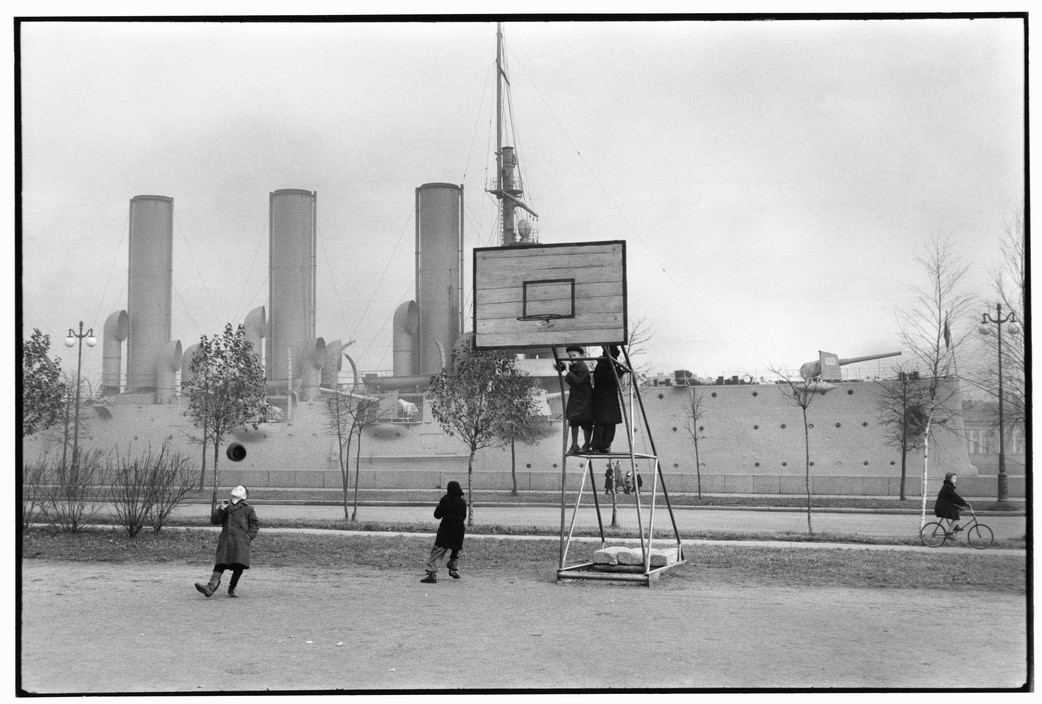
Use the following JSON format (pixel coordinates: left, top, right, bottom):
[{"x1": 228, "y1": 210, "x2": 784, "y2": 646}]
[{"x1": 552, "y1": 344, "x2": 685, "y2": 586}]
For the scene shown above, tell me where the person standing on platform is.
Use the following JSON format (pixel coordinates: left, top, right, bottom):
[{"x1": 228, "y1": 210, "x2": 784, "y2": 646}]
[
  {"x1": 590, "y1": 345, "x2": 627, "y2": 454},
  {"x1": 556, "y1": 345, "x2": 593, "y2": 455}
]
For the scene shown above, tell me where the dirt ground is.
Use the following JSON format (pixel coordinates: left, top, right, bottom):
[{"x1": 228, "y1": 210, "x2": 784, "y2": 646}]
[{"x1": 19, "y1": 560, "x2": 1028, "y2": 692}]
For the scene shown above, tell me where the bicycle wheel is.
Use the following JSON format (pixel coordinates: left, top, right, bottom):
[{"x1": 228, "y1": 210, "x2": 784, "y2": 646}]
[
  {"x1": 920, "y1": 522, "x2": 948, "y2": 548},
  {"x1": 967, "y1": 524, "x2": 994, "y2": 550}
]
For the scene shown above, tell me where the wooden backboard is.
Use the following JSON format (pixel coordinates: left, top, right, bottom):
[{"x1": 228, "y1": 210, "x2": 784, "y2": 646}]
[{"x1": 473, "y1": 240, "x2": 627, "y2": 349}]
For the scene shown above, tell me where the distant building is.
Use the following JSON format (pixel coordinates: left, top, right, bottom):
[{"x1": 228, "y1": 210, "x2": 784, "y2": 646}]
[{"x1": 962, "y1": 399, "x2": 1027, "y2": 476}]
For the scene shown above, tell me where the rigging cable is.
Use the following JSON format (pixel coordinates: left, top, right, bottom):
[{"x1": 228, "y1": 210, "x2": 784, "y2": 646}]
[
  {"x1": 232, "y1": 223, "x2": 266, "y2": 324},
  {"x1": 317, "y1": 220, "x2": 352, "y2": 339},
  {"x1": 174, "y1": 212, "x2": 222, "y2": 331},
  {"x1": 350, "y1": 207, "x2": 414, "y2": 346},
  {"x1": 92, "y1": 215, "x2": 129, "y2": 329},
  {"x1": 509, "y1": 49, "x2": 745, "y2": 368}
]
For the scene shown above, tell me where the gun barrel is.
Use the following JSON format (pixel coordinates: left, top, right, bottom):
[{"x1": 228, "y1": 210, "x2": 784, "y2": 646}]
[{"x1": 837, "y1": 351, "x2": 901, "y2": 366}]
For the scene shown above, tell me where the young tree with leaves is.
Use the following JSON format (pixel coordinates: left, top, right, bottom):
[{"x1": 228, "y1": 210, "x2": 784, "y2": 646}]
[
  {"x1": 896, "y1": 233, "x2": 974, "y2": 526},
  {"x1": 22, "y1": 329, "x2": 66, "y2": 437},
  {"x1": 429, "y1": 342, "x2": 538, "y2": 526},
  {"x1": 498, "y1": 402, "x2": 553, "y2": 496},
  {"x1": 182, "y1": 324, "x2": 269, "y2": 506}
]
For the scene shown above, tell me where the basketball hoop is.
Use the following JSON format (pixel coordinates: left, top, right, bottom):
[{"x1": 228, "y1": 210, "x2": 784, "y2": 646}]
[{"x1": 517, "y1": 313, "x2": 566, "y2": 328}]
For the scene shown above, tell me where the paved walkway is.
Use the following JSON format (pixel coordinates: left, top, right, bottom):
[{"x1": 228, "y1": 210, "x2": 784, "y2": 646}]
[{"x1": 171, "y1": 501, "x2": 1026, "y2": 542}]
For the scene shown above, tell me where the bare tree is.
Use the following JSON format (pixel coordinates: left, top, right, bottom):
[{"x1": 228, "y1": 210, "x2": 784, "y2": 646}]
[
  {"x1": 685, "y1": 386, "x2": 707, "y2": 499},
  {"x1": 625, "y1": 315, "x2": 656, "y2": 388},
  {"x1": 770, "y1": 367, "x2": 832, "y2": 534},
  {"x1": 349, "y1": 394, "x2": 397, "y2": 521},
  {"x1": 896, "y1": 233, "x2": 974, "y2": 526},
  {"x1": 875, "y1": 365, "x2": 929, "y2": 500}
]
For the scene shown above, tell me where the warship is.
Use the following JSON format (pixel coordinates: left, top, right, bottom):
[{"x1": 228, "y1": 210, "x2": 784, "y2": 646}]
[{"x1": 24, "y1": 25, "x2": 1005, "y2": 501}]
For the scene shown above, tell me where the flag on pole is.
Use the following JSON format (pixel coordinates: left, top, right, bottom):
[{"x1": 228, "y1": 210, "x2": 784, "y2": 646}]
[{"x1": 943, "y1": 312, "x2": 951, "y2": 350}]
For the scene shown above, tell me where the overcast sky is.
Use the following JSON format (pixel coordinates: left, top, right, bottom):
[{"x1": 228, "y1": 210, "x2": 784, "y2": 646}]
[{"x1": 17, "y1": 15, "x2": 1025, "y2": 385}]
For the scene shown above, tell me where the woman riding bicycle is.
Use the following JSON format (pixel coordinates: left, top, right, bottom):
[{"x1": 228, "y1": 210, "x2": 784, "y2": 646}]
[{"x1": 934, "y1": 472, "x2": 970, "y2": 534}]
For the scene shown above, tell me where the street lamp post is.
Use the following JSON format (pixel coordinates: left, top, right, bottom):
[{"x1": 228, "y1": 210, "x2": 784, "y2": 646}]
[
  {"x1": 979, "y1": 303, "x2": 1018, "y2": 503},
  {"x1": 64, "y1": 321, "x2": 97, "y2": 472}
]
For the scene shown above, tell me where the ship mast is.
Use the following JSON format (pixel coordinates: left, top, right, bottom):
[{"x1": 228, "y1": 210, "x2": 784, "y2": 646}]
[{"x1": 490, "y1": 22, "x2": 538, "y2": 246}]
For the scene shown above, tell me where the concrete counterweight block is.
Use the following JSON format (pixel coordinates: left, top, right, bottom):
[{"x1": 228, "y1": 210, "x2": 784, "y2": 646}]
[{"x1": 592, "y1": 546, "x2": 629, "y2": 565}]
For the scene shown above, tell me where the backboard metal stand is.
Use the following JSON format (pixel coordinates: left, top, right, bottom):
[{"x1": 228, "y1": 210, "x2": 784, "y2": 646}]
[
  {"x1": 472, "y1": 240, "x2": 683, "y2": 585},
  {"x1": 552, "y1": 344, "x2": 685, "y2": 586}
]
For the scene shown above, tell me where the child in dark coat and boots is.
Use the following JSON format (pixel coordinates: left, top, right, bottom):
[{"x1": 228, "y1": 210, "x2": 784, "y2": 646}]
[
  {"x1": 195, "y1": 485, "x2": 260, "y2": 598},
  {"x1": 556, "y1": 345, "x2": 593, "y2": 455},
  {"x1": 421, "y1": 481, "x2": 467, "y2": 584}
]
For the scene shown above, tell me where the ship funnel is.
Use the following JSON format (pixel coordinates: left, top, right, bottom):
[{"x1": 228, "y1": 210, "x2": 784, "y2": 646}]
[
  {"x1": 267, "y1": 189, "x2": 317, "y2": 389},
  {"x1": 415, "y1": 183, "x2": 462, "y2": 377},
  {"x1": 126, "y1": 195, "x2": 174, "y2": 392},
  {"x1": 102, "y1": 310, "x2": 129, "y2": 395}
]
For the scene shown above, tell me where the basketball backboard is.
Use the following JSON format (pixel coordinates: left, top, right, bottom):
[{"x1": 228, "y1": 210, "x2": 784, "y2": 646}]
[{"x1": 473, "y1": 240, "x2": 627, "y2": 349}]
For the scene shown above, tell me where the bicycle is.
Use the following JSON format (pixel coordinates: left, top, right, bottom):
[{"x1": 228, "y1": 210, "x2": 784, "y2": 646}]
[{"x1": 920, "y1": 506, "x2": 994, "y2": 549}]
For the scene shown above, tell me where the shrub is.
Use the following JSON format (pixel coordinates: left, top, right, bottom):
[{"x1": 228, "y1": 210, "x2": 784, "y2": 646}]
[
  {"x1": 21, "y1": 457, "x2": 49, "y2": 530},
  {"x1": 109, "y1": 443, "x2": 195, "y2": 537},
  {"x1": 38, "y1": 450, "x2": 106, "y2": 533}
]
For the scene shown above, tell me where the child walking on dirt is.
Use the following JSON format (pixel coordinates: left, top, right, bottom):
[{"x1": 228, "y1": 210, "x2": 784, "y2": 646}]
[
  {"x1": 421, "y1": 480, "x2": 467, "y2": 584},
  {"x1": 194, "y1": 485, "x2": 260, "y2": 598}
]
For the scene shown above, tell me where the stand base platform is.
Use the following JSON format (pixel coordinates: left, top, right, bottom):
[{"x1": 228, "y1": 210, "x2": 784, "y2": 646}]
[{"x1": 556, "y1": 560, "x2": 687, "y2": 587}]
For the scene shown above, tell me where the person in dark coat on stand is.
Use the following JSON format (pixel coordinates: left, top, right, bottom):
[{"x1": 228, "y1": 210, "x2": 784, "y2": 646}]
[
  {"x1": 194, "y1": 485, "x2": 260, "y2": 598},
  {"x1": 590, "y1": 345, "x2": 627, "y2": 454},
  {"x1": 933, "y1": 472, "x2": 970, "y2": 534},
  {"x1": 556, "y1": 345, "x2": 593, "y2": 454},
  {"x1": 421, "y1": 480, "x2": 467, "y2": 584}
]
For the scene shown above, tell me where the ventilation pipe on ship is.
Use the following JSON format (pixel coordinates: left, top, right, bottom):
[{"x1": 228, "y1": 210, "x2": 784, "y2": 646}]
[
  {"x1": 321, "y1": 339, "x2": 345, "y2": 388},
  {"x1": 181, "y1": 343, "x2": 201, "y2": 387},
  {"x1": 155, "y1": 340, "x2": 183, "y2": 404},
  {"x1": 392, "y1": 300, "x2": 419, "y2": 377},
  {"x1": 299, "y1": 337, "x2": 326, "y2": 402},
  {"x1": 243, "y1": 305, "x2": 267, "y2": 364},
  {"x1": 102, "y1": 310, "x2": 129, "y2": 396}
]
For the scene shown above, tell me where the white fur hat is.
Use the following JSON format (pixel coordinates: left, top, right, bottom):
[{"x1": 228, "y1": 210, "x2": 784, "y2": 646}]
[{"x1": 231, "y1": 485, "x2": 248, "y2": 501}]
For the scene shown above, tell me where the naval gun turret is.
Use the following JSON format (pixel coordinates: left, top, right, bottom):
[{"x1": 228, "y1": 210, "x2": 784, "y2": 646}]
[{"x1": 799, "y1": 350, "x2": 901, "y2": 381}]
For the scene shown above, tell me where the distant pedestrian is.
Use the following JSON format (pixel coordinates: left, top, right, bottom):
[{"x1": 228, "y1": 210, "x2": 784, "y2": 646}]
[
  {"x1": 556, "y1": 345, "x2": 593, "y2": 454},
  {"x1": 604, "y1": 464, "x2": 615, "y2": 495},
  {"x1": 624, "y1": 469, "x2": 633, "y2": 495},
  {"x1": 194, "y1": 485, "x2": 259, "y2": 598},
  {"x1": 933, "y1": 472, "x2": 970, "y2": 534},
  {"x1": 590, "y1": 345, "x2": 627, "y2": 453},
  {"x1": 635, "y1": 468, "x2": 643, "y2": 492},
  {"x1": 421, "y1": 480, "x2": 467, "y2": 584}
]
